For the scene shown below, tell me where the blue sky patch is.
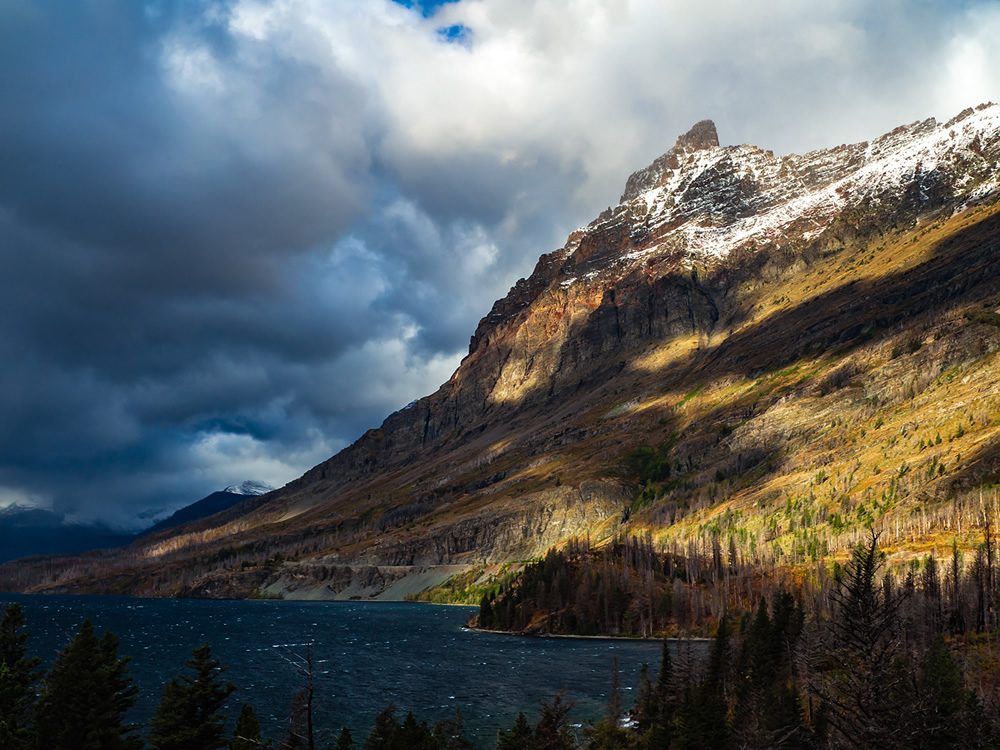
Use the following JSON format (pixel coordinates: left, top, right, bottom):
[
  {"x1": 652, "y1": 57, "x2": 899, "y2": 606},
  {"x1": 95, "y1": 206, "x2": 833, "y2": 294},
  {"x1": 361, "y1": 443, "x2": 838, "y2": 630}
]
[
  {"x1": 437, "y1": 24, "x2": 471, "y2": 44},
  {"x1": 391, "y1": 0, "x2": 460, "y2": 18}
]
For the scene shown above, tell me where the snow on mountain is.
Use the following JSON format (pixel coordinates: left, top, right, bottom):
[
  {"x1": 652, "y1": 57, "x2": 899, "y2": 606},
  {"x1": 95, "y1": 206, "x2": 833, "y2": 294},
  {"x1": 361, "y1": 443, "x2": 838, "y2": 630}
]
[
  {"x1": 223, "y1": 480, "x2": 276, "y2": 496},
  {"x1": 591, "y1": 102, "x2": 1000, "y2": 270}
]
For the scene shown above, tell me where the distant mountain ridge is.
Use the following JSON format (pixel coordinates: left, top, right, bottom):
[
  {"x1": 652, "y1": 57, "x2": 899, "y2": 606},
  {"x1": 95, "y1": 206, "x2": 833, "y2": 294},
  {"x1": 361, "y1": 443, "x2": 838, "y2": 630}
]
[
  {"x1": 0, "y1": 505, "x2": 134, "y2": 563},
  {"x1": 4, "y1": 103, "x2": 1000, "y2": 599},
  {"x1": 140, "y1": 480, "x2": 275, "y2": 538},
  {"x1": 0, "y1": 481, "x2": 274, "y2": 564}
]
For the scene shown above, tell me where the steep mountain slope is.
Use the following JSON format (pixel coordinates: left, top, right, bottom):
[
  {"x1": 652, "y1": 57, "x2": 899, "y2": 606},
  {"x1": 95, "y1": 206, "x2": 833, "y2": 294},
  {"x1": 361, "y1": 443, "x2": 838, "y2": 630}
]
[
  {"x1": 139, "y1": 481, "x2": 275, "y2": 537},
  {"x1": 3, "y1": 103, "x2": 1000, "y2": 599}
]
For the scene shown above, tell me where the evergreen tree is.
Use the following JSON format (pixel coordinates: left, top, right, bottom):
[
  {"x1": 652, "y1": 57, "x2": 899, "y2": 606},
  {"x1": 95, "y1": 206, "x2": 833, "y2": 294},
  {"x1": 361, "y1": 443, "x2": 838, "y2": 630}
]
[
  {"x1": 363, "y1": 705, "x2": 400, "y2": 750},
  {"x1": 334, "y1": 727, "x2": 353, "y2": 750},
  {"x1": 914, "y1": 635, "x2": 993, "y2": 749},
  {"x1": 230, "y1": 703, "x2": 264, "y2": 750},
  {"x1": 532, "y1": 691, "x2": 576, "y2": 750},
  {"x1": 813, "y1": 531, "x2": 909, "y2": 749},
  {"x1": 397, "y1": 711, "x2": 435, "y2": 750},
  {"x1": 33, "y1": 619, "x2": 142, "y2": 750},
  {"x1": 633, "y1": 662, "x2": 654, "y2": 734},
  {"x1": 477, "y1": 594, "x2": 494, "y2": 629},
  {"x1": 430, "y1": 711, "x2": 471, "y2": 750},
  {"x1": 582, "y1": 717, "x2": 635, "y2": 750},
  {"x1": 732, "y1": 594, "x2": 807, "y2": 749},
  {"x1": 495, "y1": 713, "x2": 532, "y2": 750},
  {"x1": 148, "y1": 643, "x2": 236, "y2": 750},
  {"x1": 646, "y1": 636, "x2": 675, "y2": 749},
  {"x1": 0, "y1": 603, "x2": 41, "y2": 750}
]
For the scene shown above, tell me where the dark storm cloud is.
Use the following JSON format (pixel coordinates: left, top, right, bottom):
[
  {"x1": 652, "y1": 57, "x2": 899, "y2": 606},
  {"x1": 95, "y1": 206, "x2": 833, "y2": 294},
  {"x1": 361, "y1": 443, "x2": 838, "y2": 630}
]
[
  {"x1": 1, "y1": 0, "x2": 999, "y2": 527},
  {"x1": 0, "y1": 1, "x2": 385, "y2": 522}
]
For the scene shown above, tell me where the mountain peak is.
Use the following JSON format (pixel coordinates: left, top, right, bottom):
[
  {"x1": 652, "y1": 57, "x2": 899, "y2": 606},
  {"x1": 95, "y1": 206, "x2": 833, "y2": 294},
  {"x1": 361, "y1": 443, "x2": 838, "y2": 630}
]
[
  {"x1": 223, "y1": 480, "x2": 275, "y2": 496},
  {"x1": 674, "y1": 119, "x2": 719, "y2": 153},
  {"x1": 620, "y1": 118, "x2": 721, "y2": 201}
]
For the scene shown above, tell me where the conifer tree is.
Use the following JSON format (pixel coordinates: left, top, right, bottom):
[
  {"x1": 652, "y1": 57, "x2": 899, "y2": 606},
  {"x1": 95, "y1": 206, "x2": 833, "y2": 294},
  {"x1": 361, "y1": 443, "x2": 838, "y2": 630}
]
[
  {"x1": 649, "y1": 635, "x2": 675, "y2": 748},
  {"x1": 33, "y1": 619, "x2": 142, "y2": 750},
  {"x1": 532, "y1": 691, "x2": 576, "y2": 750},
  {"x1": 915, "y1": 635, "x2": 993, "y2": 748},
  {"x1": 430, "y1": 711, "x2": 471, "y2": 750},
  {"x1": 813, "y1": 531, "x2": 909, "y2": 749},
  {"x1": 363, "y1": 705, "x2": 400, "y2": 750},
  {"x1": 495, "y1": 713, "x2": 532, "y2": 750},
  {"x1": 333, "y1": 726, "x2": 353, "y2": 750},
  {"x1": 148, "y1": 643, "x2": 236, "y2": 750},
  {"x1": 0, "y1": 603, "x2": 41, "y2": 750},
  {"x1": 230, "y1": 703, "x2": 263, "y2": 750}
]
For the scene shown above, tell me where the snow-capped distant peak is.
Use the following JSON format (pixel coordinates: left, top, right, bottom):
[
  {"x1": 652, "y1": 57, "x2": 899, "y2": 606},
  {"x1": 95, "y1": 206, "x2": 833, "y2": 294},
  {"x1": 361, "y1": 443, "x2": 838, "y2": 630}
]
[{"x1": 223, "y1": 480, "x2": 275, "y2": 496}]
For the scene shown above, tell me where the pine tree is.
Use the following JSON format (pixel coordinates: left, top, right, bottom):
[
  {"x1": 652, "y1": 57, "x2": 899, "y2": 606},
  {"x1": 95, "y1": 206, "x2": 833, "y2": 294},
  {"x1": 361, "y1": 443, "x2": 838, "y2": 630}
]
[
  {"x1": 914, "y1": 635, "x2": 994, "y2": 748},
  {"x1": 0, "y1": 603, "x2": 41, "y2": 750},
  {"x1": 33, "y1": 619, "x2": 142, "y2": 750},
  {"x1": 495, "y1": 713, "x2": 532, "y2": 750},
  {"x1": 230, "y1": 703, "x2": 263, "y2": 750},
  {"x1": 363, "y1": 705, "x2": 400, "y2": 750},
  {"x1": 648, "y1": 636, "x2": 675, "y2": 748},
  {"x1": 334, "y1": 726, "x2": 353, "y2": 750},
  {"x1": 532, "y1": 691, "x2": 576, "y2": 750},
  {"x1": 148, "y1": 643, "x2": 236, "y2": 750},
  {"x1": 813, "y1": 531, "x2": 909, "y2": 749},
  {"x1": 431, "y1": 711, "x2": 471, "y2": 750}
]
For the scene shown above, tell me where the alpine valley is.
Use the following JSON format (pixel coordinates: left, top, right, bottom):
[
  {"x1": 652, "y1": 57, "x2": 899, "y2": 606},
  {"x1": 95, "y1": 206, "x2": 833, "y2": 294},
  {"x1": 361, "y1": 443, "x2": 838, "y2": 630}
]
[{"x1": 5, "y1": 103, "x2": 1000, "y2": 615}]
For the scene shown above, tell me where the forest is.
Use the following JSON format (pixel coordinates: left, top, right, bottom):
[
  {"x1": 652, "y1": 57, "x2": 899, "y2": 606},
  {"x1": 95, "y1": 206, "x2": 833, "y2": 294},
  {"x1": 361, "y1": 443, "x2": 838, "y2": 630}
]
[{"x1": 2, "y1": 530, "x2": 999, "y2": 749}]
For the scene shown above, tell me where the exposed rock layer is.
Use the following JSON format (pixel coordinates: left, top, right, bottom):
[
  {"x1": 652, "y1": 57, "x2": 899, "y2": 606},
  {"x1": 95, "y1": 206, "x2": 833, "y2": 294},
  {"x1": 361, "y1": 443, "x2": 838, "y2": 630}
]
[{"x1": 4, "y1": 104, "x2": 1000, "y2": 599}]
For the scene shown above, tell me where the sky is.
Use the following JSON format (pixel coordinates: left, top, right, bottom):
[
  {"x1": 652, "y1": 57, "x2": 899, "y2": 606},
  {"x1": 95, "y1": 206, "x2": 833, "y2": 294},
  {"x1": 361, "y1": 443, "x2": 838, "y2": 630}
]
[{"x1": 1, "y1": 0, "x2": 999, "y2": 529}]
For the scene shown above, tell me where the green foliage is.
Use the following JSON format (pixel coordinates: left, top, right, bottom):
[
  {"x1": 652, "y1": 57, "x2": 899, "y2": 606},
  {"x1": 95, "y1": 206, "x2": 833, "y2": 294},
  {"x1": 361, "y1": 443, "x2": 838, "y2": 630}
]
[
  {"x1": 408, "y1": 566, "x2": 518, "y2": 606},
  {"x1": 148, "y1": 643, "x2": 237, "y2": 750},
  {"x1": 495, "y1": 712, "x2": 531, "y2": 750},
  {"x1": 581, "y1": 718, "x2": 637, "y2": 749},
  {"x1": 362, "y1": 705, "x2": 469, "y2": 750},
  {"x1": 33, "y1": 619, "x2": 142, "y2": 750},
  {"x1": 625, "y1": 444, "x2": 672, "y2": 486},
  {"x1": 230, "y1": 703, "x2": 264, "y2": 750},
  {"x1": 532, "y1": 692, "x2": 577, "y2": 750},
  {"x1": 0, "y1": 603, "x2": 41, "y2": 750},
  {"x1": 966, "y1": 310, "x2": 1000, "y2": 327}
]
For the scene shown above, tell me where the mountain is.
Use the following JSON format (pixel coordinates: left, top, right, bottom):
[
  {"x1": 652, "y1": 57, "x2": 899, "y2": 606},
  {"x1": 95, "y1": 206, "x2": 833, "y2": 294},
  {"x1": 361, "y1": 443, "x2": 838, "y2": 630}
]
[
  {"x1": 0, "y1": 505, "x2": 135, "y2": 564},
  {"x1": 140, "y1": 481, "x2": 275, "y2": 537},
  {"x1": 3, "y1": 103, "x2": 1000, "y2": 599},
  {"x1": 0, "y1": 481, "x2": 274, "y2": 567}
]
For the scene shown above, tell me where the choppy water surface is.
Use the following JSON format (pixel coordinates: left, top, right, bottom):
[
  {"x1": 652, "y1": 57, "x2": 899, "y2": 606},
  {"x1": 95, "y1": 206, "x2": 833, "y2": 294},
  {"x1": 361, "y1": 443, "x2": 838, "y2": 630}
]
[{"x1": 2, "y1": 595, "x2": 697, "y2": 747}]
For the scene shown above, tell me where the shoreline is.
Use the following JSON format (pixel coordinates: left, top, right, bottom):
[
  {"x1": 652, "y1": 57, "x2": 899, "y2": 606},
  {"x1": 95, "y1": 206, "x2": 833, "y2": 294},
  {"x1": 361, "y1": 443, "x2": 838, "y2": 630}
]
[{"x1": 462, "y1": 624, "x2": 712, "y2": 642}]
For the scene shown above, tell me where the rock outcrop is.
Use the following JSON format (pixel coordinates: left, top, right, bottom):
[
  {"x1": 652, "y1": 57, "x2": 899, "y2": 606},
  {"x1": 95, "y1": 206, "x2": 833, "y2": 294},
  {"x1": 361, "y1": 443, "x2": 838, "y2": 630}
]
[{"x1": 5, "y1": 103, "x2": 1000, "y2": 600}]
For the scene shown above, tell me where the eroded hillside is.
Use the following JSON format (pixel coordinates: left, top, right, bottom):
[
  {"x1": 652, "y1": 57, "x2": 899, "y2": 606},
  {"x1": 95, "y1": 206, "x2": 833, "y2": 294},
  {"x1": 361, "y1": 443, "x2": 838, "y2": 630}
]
[{"x1": 4, "y1": 104, "x2": 1000, "y2": 600}]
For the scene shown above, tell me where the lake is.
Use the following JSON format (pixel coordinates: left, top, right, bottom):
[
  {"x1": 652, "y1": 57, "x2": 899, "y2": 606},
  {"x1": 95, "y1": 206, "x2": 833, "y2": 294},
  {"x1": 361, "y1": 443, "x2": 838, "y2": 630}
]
[{"x1": 1, "y1": 595, "x2": 698, "y2": 747}]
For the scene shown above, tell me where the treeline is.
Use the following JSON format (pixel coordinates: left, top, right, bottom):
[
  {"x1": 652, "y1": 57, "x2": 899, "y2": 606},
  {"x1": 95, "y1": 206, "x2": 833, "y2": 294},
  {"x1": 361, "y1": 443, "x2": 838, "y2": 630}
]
[
  {"x1": 475, "y1": 517, "x2": 1000, "y2": 645},
  {"x1": 5, "y1": 528, "x2": 1000, "y2": 749},
  {"x1": 474, "y1": 533, "x2": 754, "y2": 637},
  {"x1": 473, "y1": 530, "x2": 1000, "y2": 748},
  {"x1": 567, "y1": 532, "x2": 998, "y2": 749}
]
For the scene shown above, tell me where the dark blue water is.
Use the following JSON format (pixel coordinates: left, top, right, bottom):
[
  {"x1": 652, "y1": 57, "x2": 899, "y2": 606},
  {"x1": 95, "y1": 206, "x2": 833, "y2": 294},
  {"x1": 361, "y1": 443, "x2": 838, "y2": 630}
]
[{"x1": 1, "y1": 595, "x2": 696, "y2": 747}]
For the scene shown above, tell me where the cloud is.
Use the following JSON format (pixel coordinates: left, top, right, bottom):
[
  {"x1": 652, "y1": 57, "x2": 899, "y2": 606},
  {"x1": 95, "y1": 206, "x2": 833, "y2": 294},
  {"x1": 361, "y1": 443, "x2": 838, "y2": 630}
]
[{"x1": 1, "y1": 0, "x2": 999, "y2": 528}]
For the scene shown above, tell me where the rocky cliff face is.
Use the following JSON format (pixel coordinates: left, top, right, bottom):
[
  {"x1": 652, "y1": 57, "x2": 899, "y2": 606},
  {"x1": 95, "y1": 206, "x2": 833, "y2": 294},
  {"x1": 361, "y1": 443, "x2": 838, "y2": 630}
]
[
  {"x1": 6, "y1": 103, "x2": 1000, "y2": 599},
  {"x1": 298, "y1": 103, "x2": 1000, "y2": 492}
]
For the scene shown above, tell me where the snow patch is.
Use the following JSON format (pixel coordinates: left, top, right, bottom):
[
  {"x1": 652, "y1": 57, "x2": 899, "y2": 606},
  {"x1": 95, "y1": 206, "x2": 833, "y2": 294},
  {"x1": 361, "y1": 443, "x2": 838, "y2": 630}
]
[{"x1": 224, "y1": 479, "x2": 276, "y2": 496}]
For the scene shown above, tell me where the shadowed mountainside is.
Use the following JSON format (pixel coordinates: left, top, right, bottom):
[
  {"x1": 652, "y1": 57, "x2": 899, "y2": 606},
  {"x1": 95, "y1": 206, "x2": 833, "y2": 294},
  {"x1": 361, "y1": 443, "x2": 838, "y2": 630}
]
[{"x1": 3, "y1": 105, "x2": 1000, "y2": 600}]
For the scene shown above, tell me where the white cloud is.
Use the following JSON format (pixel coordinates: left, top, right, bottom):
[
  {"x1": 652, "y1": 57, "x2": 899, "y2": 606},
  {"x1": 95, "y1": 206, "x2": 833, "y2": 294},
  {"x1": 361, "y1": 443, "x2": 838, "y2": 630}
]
[
  {"x1": 937, "y1": 5, "x2": 1000, "y2": 116},
  {"x1": 4, "y1": 0, "x2": 998, "y2": 527},
  {"x1": 187, "y1": 428, "x2": 338, "y2": 493},
  {"x1": 0, "y1": 486, "x2": 51, "y2": 511}
]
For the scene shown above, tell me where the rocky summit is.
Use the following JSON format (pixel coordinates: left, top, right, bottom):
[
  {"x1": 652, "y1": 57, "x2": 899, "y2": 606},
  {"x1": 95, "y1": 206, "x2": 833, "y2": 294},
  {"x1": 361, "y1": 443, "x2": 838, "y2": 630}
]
[{"x1": 5, "y1": 103, "x2": 1000, "y2": 599}]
